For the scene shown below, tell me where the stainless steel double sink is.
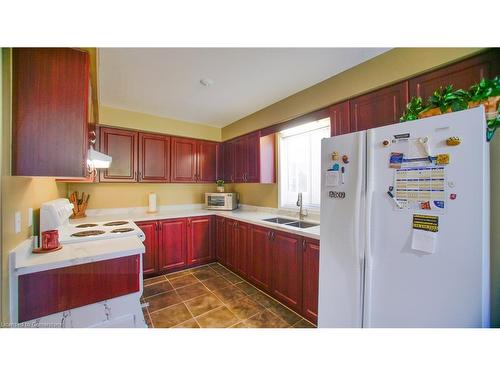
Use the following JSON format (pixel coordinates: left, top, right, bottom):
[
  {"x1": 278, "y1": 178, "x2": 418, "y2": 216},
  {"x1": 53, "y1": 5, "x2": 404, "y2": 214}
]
[{"x1": 262, "y1": 217, "x2": 319, "y2": 228}]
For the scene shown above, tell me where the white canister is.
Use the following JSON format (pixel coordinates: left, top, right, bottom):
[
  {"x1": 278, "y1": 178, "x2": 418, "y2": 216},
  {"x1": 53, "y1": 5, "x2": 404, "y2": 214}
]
[{"x1": 148, "y1": 192, "x2": 158, "y2": 213}]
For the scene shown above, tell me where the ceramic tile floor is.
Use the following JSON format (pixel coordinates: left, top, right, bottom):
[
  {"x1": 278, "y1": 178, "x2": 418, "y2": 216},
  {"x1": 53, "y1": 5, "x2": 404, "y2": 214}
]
[{"x1": 141, "y1": 262, "x2": 316, "y2": 328}]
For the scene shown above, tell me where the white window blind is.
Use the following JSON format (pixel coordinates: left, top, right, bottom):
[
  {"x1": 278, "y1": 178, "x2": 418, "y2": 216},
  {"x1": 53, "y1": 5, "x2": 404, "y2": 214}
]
[{"x1": 279, "y1": 117, "x2": 330, "y2": 210}]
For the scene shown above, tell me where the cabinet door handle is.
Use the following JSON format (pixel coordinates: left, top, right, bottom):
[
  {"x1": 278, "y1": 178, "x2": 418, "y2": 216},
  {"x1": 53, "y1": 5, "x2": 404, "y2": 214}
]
[
  {"x1": 302, "y1": 239, "x2": 306, "y2": 250},
  {"x1": 138, "y1": 171, "x2": 142, "y2": 181}
]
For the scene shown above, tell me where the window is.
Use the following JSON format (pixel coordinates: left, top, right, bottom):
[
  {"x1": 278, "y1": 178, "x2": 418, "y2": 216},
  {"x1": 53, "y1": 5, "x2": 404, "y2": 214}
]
[{"x1": 279, "y1": 117, "x2": 330, "y2": 210}]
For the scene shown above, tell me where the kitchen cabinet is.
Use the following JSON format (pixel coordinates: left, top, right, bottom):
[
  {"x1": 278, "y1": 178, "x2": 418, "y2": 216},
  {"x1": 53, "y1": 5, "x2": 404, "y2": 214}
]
[
  {"x1": 409, "y1": 49, "x2": 500, "y2": 100},
  {"x1": 138, "y1": 132, "x2": 170, "y2": 182},
  {"x1": 222, "y1": 140, "x2": 235, "y2": 182},
  {"x1": 18, "y1": 255, "x2": 140, "y2": 323},
  {"x1": 158, "y1": 218, "x2": 187, "y2": 272},
  {"x1": 171, "y1": 137, "x2": 220, "y2": 183},
  {"x1": 12, "y1": 48, "x2": 90, "y2": 177},
  {"x1": 271, "y1": 231, "x2": 303, "y2": 313},
  {"x1": 234, "y1": 220, "x2": 250, "y2": 278},
  {"x1": 136, "y1": 221, "x2": 158, "y2": 276},
  {"x1": 350, "y1": 82, "x2": 409, "y2": 131},
  {"x1": 197, "y1": 140, "x2": 220, "y2": 183},
  {"x1": 187, "y1": 216, "x2": 214, "y2": 266},
  {"x1": 215, "y1": 216, "x2": 226, "y2": 263},
  {"x1": 329, "y1": 101, "x2": 350, "y2": 136},
  {"x1": 223, "y1": 131, "x2": 275, "y2": 184},
  {"x1": 99, "y1": 127, "x2": 138, "y2": 182},
  {"x1": 302, "y1": 238, "x2": 320, "y2": 324},
  {"x1": 171, "y1": 137, "x2": 198, "y2": 182},
  {"x1": 248, "y1": 225, "x2": 272, "y2": 292},
  {"x1": 224, "y1": 219, "x2": 237, "y2": 270}
]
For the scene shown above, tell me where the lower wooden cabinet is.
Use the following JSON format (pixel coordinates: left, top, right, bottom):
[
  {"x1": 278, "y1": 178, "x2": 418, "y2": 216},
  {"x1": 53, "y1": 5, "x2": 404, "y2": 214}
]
[
  {"x1": 224, "y1": 219, "x2": 237, "y2": 270},
  {"x1": 302, "y1": 238, "x2": 320, "y2": 324},
  {"x1": 271, "y1": 231, "x2": 303, "y2": 313},
  {"x1": 215, "y1": 216, "x2": 226, "y2": 262},
  {"x1": 187, "y1": 216, "x2": 214, "y2": 266},
  {"x1": 136, "y1": 221, "x2": 158, "y2": 276},
  {"x1": 158, "y1": 218, "x2": 187, "y2": 272},
  {"x1": 138, "y1": 216, "x2": 320, "y2": 325},
  {"x1": 234, "y1": 221, "x2": 250, "y2": 278},
  {"x1": 248, "y1": 225, "x2": 272, "y2": 292}
]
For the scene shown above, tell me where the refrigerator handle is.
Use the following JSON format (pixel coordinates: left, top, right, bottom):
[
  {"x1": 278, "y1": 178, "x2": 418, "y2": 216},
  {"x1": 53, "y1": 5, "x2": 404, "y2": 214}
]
[
  {"x1": 352, "y1": 131, "x2": 365, "y2": 328},
  {"x1": 363, "y1": 130, "x2": 375, "y2": 328}
]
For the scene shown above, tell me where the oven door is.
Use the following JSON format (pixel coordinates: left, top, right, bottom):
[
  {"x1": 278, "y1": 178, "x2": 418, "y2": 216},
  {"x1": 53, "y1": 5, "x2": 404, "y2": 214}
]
[{"x1": 206, "y1": 194, "x2": 228, "y2": 210}]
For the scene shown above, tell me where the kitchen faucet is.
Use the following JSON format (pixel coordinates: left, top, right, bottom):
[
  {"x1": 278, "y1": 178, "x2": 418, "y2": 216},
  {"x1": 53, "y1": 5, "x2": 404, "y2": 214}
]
[{"x1": 296, "y1": 192, "x2": 308, "y2": 221}]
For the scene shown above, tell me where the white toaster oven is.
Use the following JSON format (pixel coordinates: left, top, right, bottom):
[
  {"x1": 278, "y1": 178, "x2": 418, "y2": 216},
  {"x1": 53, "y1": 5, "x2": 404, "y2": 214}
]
[{"x1": 205, "y1": 193, "x2": 239, "y2": 210}]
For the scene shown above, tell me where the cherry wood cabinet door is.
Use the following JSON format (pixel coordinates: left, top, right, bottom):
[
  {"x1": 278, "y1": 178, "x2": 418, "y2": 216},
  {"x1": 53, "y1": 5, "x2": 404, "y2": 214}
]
[
  {"x1": 248, "y1": 225, "x2": 272, "y2": 292},
  {"x1": 350, "y1": 82, "x2": 409, "y2": 131},
  {"x1": 215, "y1": 216, "x2": 226, "y2": 264},
  {"x1": 271, "y1": 231, "x2": 303, "y2": 313},
  {"x1": 158, "y1": 218, "x2": 187, "y2": 272},
  {"x1": 329, "y1": 101, "x2": 350, "y2": 136},
  {"x1": 234, "y1": 221, "x2": 250, "y2": 278},
  {"x1": 138, "y1": 133, "x2": 170, "y2": 182},
  {"x1": 12, "y1": 48, "x2": 90, "y2": 177},
  {"x1": 18, "y1": 255, "x2": 140, "y2": 323},
  {"x1": 233, "y1": 136, "x2": 248, "y2": 183},
  {"x1": 187, "y1": 216, "x2": 213, "y2": 266},
  {"x1": 99, "y1": 127, "x2": 138, "y2": 182},
  {"x1": 224, "y1": 219, "x2": 237, "y2": 270},
  {"x1": 409, "y1": 50, "x2": 500, "y2": 100},
  {"x1": 222, "y1": 141, "x2": 235, "y2": 183},
  {"x1": 197, "y1": 140, "x2": 219, "y2": 183},
  {"x1": 245, "y1": 132, "x2": 260, "y2": 182},
  {"x1": 171, "y1": 137, "x2": 197, "y2": 182},
  {"x1": 302, "y1": 238, "x2": 320, "y2": 324},
  {"x1": 136, "y1": 221, "x2": 158, "y2": 276}
]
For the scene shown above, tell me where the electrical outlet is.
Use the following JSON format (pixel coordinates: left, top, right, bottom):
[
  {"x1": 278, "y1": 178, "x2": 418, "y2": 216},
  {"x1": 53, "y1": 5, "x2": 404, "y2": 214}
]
[
  {"x1": 28, "y1": 207, "x2": 33, "y2": 226},
  {"x1": 15, "y1": 211, "x2": 22, "y2": 234}
]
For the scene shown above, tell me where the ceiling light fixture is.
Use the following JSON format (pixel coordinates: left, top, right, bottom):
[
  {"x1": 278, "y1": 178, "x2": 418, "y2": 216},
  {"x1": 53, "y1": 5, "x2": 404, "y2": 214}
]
[{"x1": 200, "y1": 78, "x2": 214, "y2": 87}]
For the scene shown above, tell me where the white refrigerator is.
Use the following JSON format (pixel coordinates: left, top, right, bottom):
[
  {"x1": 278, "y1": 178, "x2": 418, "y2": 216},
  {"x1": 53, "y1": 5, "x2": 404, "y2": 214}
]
[{"x1": 318, "y1": 106, "x2": 490, "y2": 328}]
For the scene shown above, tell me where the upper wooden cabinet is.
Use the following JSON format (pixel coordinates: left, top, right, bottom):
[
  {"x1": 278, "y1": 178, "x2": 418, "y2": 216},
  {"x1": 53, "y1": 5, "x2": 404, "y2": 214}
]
[
  {"x1": 171, "y1": 137, "x2": 220, "y2": 183},
  {"x1": 409, "y1": 50, "x2": 500, "y2": 100},
  {"x1": 222, "y1": 140, "x2": 235, "y2": 183},
  {"x1": 170, "y1": 137, "x2": 197, "y2": 182},
  {"x1": 350, "y1": 82, "x2": 409, "y2": 131},
  {"x1": 12, "y1": 48, "x2": 90, "y2": 177},
  {"x1": 197, "y1": 140, "x2": 220, "y2": 183},
  {"x1": 99, "y1": 127, "x2": 138, "y2": 182},
  {"x1": 329, "y1": 101, "x2": 350, "y2": 136},
  {"x1": 224, "y1": 131, "x2": 275, "y2": 184},
  {"x1": 138, "y1": 133, "x2": 170, "y2": 182}
]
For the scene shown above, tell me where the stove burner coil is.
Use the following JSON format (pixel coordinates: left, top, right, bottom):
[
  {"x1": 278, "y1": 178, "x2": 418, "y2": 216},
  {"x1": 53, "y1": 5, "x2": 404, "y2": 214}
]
[
  {"x1": 103, "y1": 221, "x2": 129, "y2": 226},
  {"x1": 75, "y1": 223, "x2": 98, "y2": 228},
  {"x1": 111, "y1": 228, "x2": 134, "y2": 233},
  {"x1": 71, "y1": 230, "x2": 106, "y2": 237}
]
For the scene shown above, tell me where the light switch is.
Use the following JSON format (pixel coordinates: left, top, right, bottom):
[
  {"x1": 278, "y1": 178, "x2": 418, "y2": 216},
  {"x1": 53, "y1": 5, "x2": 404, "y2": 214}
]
[
  {"x1": 15, "y1": 211, "x2": 22, "y2": 234},
  {"x1": 28, "y1": 207, "x2": 33, "y2": 226}
]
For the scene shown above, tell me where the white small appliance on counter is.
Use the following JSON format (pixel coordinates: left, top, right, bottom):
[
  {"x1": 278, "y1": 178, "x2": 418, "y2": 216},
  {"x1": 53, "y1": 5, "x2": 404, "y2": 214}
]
[{"x1": 205, "y1": 192, "x2": 239, "y2": 210}]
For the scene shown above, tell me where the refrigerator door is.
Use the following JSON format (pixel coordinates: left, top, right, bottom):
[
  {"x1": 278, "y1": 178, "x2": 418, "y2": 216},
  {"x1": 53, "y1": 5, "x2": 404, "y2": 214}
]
[
  {"x1": 364, "y1": 107, "x2": 489, "y2": 327},
  {"x1": 319, "y1": 131, "x2": 366, "y2": 327}
]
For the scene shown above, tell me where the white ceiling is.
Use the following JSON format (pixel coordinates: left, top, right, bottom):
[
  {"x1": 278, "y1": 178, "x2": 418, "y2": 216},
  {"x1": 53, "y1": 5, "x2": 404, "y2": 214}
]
[{"x1": 99, "y1": 48, "x2": 390, "y2": 128}]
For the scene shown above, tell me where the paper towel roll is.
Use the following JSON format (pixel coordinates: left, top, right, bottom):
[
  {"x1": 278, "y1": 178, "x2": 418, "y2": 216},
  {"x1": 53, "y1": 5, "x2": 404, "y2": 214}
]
[{"x1": 148, "y1": 193, "x2": 157, "y2": 213}]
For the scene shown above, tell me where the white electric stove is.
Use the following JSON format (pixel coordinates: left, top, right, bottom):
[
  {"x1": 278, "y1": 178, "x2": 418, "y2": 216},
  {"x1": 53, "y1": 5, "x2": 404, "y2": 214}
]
[{"x1": 40, "y1": 198, "x2": 145, "y2": 244}]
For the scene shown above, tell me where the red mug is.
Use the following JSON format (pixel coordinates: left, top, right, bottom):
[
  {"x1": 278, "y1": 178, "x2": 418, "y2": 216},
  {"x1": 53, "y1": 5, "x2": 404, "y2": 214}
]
[{"x1": 41, "y1": 230, "x2": 59, "y2": 250}]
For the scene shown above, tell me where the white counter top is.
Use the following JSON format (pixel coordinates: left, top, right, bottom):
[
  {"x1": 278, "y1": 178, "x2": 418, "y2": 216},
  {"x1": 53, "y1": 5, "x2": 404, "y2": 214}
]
[
  {"x1": 71, "y1": 204, "x2": 321, "y2": 240},
  {"x1": 11, "y1": 236, "x2": 145, "y2": 275}
]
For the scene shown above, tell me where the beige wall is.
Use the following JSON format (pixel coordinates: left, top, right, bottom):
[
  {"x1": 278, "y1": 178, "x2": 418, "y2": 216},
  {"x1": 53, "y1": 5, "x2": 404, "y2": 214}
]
[
  {"x1": 67, "y1": 182, "x2": 215, "y2": 209},
  {"x1": 100, "y1": 106, "x2": 221, "y2": 141},
  {"x1": 1, "y1": 49, "x2": 68, "y2": 322}
]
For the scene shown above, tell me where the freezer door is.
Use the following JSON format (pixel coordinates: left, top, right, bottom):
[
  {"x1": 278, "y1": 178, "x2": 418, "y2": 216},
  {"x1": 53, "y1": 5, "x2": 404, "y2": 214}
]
[
  {"x1": 364, "y1": 107, "x2": 489, "y2": 327},
  {"x1": 318, "y1": 131, "x2": 366, "y2": 327}
]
